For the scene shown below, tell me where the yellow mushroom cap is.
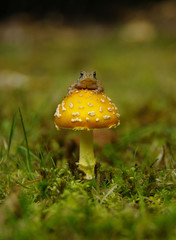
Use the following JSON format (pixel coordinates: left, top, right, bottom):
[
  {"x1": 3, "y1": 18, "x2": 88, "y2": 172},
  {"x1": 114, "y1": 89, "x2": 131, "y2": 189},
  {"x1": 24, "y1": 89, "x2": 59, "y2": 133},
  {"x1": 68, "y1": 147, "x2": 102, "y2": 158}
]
[{"x1": 54, "y1": 89, "x2": 120, "y2": 130}]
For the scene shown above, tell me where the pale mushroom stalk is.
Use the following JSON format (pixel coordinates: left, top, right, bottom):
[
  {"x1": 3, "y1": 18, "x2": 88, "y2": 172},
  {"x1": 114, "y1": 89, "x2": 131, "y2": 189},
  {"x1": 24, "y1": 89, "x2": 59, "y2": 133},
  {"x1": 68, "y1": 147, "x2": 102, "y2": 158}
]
[{"x1": 78, "y1": 130, "x2": 96, "y2": 180}]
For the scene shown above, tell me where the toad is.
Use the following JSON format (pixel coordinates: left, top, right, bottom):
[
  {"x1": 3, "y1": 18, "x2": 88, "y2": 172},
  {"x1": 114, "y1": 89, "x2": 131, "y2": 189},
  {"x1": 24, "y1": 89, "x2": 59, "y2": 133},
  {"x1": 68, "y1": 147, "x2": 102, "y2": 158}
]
[{"x1": 68, "y1": 71, "x2": 104, "y2": 94}]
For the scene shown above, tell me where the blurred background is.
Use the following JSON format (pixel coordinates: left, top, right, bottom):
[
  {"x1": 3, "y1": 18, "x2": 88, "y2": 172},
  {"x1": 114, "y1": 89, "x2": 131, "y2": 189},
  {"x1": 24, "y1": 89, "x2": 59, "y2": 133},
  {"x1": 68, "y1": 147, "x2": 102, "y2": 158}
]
[
  {"x1": 0, "y1": 0, "x2": 176, "y2": 155},
  {"x1": 1, "y1": 2, "x2": 176, "y2": 238}
]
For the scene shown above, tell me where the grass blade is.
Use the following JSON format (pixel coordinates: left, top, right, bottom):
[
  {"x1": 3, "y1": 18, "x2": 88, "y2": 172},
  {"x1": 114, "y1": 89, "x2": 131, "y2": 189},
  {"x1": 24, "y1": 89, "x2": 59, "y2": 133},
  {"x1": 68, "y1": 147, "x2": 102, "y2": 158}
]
[
  {"x1": 16, "y1": 181, "x2": 30, "y2": 189},
  {"x1": 19, "y1": 108, "x2": 34, "y2": 180},
  {"x1": 48, "y1": 153, "x2": 56, "y2": 168},
  {"x1": 7, "y1": 113, "x2": 16, "y2": 159},
  {"x1": 18, "y1": 145, "x2": 41, "y2": 162},
  {"x1": 101, "y1": 184, "x2": 118, "y2": 204}
]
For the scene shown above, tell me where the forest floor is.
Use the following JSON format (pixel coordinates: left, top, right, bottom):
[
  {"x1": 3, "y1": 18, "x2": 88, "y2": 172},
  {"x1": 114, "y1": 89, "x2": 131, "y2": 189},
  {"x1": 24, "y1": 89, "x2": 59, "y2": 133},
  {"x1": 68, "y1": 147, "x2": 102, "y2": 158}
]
[{"x1": 0, "y1": 17, "x2": 176, "y2": 239}]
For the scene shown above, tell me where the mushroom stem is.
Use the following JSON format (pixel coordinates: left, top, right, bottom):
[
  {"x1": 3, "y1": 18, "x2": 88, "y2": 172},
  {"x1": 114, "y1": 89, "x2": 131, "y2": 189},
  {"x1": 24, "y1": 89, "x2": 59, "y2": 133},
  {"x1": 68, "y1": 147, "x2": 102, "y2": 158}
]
[{"x1": 78, "y1": 130, "x2": 96, "y2": 180}]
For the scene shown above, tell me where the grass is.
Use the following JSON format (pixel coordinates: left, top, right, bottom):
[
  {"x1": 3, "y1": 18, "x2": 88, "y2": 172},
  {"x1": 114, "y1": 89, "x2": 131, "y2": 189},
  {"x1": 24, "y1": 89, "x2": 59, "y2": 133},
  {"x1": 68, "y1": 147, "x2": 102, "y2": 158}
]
[
  {"x1": 18, "y1": 108, "x2": 34, "y2": 180},
  {"x1": 0, "y1": 20, "x2": 176, "y2": 239}
]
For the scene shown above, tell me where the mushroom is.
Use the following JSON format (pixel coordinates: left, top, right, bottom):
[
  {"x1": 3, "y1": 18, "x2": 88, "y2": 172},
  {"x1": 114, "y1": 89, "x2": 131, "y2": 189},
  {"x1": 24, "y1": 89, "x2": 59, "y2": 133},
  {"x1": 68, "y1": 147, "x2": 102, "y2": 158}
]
[{"x1": 54, "y1": 88, "x2": 120, "y2": 180}]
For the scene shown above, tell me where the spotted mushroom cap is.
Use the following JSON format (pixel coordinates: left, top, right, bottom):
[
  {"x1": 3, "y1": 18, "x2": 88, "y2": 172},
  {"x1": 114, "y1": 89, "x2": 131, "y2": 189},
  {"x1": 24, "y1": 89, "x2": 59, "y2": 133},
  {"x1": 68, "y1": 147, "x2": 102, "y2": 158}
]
[{"x1": 54, "y1": 89, "x2": 120, "y2": 130}]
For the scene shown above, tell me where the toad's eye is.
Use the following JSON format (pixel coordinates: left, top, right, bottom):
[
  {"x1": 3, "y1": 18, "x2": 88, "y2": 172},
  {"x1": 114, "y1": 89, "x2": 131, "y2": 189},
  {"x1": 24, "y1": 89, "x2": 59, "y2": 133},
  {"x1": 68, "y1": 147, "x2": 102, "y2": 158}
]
[
  {"x1": 93, "y1": 72, "x2": 96, "y2": 78},
  {"x1": 80, "y1": 72, "x2": 84, "y2": 77}
]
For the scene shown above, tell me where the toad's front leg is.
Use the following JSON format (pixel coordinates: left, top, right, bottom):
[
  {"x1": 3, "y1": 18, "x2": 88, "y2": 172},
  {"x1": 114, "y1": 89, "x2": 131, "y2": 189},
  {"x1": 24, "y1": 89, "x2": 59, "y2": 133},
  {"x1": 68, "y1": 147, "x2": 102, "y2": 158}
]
[
  {"x1": 68, "y1": 82, "x2": 77, "y2": 95},
  {"x1": 95, "y1": 83, "x2": 104, "y2": 93}
]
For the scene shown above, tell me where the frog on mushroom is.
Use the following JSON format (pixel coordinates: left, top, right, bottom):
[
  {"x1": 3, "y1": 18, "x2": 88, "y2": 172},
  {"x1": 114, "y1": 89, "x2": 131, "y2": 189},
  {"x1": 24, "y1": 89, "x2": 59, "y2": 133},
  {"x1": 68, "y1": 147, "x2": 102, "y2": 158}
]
[
  {"x1": 54, "y1": 71, "x2": 120, "y2": 180},
  {"x1": 68, "y1": 71, "x2": 104, "y2": 94}
]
